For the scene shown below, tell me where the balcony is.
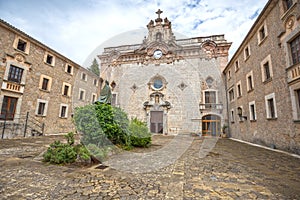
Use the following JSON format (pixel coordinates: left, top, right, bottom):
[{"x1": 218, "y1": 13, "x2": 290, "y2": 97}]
[
  {"x1": 287, "y1": 63, "x2": 300, "y2": 83},
  {"x1": 1, "y1": 81, "x2": 24, "y2": 93},
  {"x1": 200, "y1": 103, "x2": 223, "y2": 113}
]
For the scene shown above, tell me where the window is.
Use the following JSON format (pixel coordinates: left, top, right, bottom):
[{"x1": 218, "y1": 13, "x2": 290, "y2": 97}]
[
  {"x1": 237, "y1": 81, "x2": 242, "y2": 98},
  {"x1": 249, "y1": 101, "x2": 256, "y2": 121},
  {"x1": 44, "y1": 53, "x2": 55, "y2": 66},
  {"x1": 153, "y1": 78, "x2": 163, "y2": 90},
  {"x1": 264, "y1": 62, "x2": 271, "y2": 80},
  {"x1": 237, "y1": 106, "x2": 244, "y2": 122},
  {"x1": 265, "y1": 93, "x2": 277, "y2": 119},
  {"x1": 81, "y1": 73, "x2": 87, "y2": 81},
  {"x1": 62, "y1": 82, "x2": 72, "y2": 97},
  {"x1": 42, "y1": 78, "x2": 49, "y2": 90},
  {"x1": 289, "y1": 83, "x2": 300, "y2": 120},
  {"x1": 91, "y1": 93, "x2": 97, "y2": 103},
  {"x1": 259, "y1": 26, "x2": 265, "y2": 40},
  {"x1": 228, "y1": 70, "x2": 231, "y2": 79},
  {"x1": 0, "y1": 96, "x2": 18, "y2": 120},
  {"x1": 65, "y1": 64, "x2": 73, "y2": 75},
  {"x1": 13, "y1": 36, "x2": 30, "y2": 54},
  {"x1": 204, "y1": 91, "x2": 216, "y2": 104},
  {"x1": 285, "y1": 0, "x2": 293, "y2": 10},
  {"x1": 64, "y1": 85, "x2": 69, "y2": 96},
  {"x1": 235, "y1": 60, "x2": 239, "y2": 71},
  {"x1": 261, "y1": 55, "x2": 273, "y2": 82},
  {"x1": 17, "y1": 39, "x2": 27, "y2": 52},
  {"x1": 59, "y1": 104, "x2": 68, "y2": 118},
  {"x1": 290, "y1": 35, "x2": 300, "y2": 65},
  {"x1": 296, "y1": 89, "x2": 300, "y2": 119},
  {"x1": 39, "y1": 75, "x2": 52, "y2": 91},
  {"x1": 229, "y1": 88, "x2": 234, "y2": 101},
  {"x1": 246, "y1": 71, "x2": 254, "y2": 92},
  {"x1": 268, "y1": 99, "x2": 275, "y2": 118},
  {"x1": 79, "y1": 89, "x2": 86, "y2": 101},
  {"x1": 204, "y1": 90, "x2": 217, "y2": 108},
  {"x1": 46, "y1": 55, "x2": 53, "y2": 64},
  {"x1": 248, "y1": 76, "x2": 253, "y2": 90},
  {"x1": 258, "y1": 23, "x2": 267, "y2": 44},
  {"x1": 94, "y1": 79, "x2": 98, "y2": 86},
  {"x1": 36, "y1": 99, "x2": 48, "y2": 116},
  {"x1": 112, "y1": 93, "x2": 117, "y2": 106},
  {"x1": 244, "y1": 45, "x2": 251, "y2": 60},
  {"x1": 37, "y1": 103, "x2": 46, "y2": 115},
  {"x1": 230, "y1": 109, "x2": 235, "y2": 123},
  {"x1": 8, "y1": 65, "x2": 23, "y2": 83},
  {"x1": 156, "y1": 32, "x2": 162, "y2": 42}
]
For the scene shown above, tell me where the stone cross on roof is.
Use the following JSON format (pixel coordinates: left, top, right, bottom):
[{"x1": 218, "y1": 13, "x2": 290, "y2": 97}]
[{"x1": 156, "y1": 9, "x2": 163, "y2": 19}]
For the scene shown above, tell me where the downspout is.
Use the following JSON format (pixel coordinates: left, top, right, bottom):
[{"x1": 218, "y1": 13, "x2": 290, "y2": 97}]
[{"x1": 223, "y1": 71, "x2": 231, "y2": 138}]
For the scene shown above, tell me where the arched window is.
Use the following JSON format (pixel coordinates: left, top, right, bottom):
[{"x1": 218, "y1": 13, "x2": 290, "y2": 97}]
[{"x1": 156, "y1": 32, "x2": 162, "y2": 42}]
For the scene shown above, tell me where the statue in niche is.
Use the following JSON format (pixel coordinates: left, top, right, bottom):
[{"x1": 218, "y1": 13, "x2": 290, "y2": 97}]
[
  {"x1": 96, "y1": 80, "x2": 112, "y2": 104},
  {"x1": 155, "y1": 95, "x2": 160, "y2": 104}
]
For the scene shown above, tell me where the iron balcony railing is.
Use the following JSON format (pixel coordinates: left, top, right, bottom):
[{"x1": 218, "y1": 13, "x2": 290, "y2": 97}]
[{"x1": 199, "y1": 103, "x2": 223, "y2": 110}]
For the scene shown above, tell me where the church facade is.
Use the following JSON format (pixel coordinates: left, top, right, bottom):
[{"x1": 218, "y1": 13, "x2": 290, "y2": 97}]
[{"x1": 98, "y1": 10, "x2": 231, "y2": 135}]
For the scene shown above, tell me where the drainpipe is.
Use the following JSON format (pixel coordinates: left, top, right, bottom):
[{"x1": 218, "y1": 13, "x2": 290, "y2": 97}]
[{"x1": 224, "y1": 71, "x2": 231, "y2": 138}]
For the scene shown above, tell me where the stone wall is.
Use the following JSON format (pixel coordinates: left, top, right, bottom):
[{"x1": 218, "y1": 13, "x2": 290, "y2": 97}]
[
  {"x1": 224, "y1": 0, "x2": 300, "y2": 154},
  {"x1": 0, "y1": 20, "x2": 100, "y2": 136}
]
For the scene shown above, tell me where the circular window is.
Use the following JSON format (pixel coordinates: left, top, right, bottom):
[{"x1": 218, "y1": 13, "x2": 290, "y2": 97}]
[{"x1": 153, "y1": 78, "x2": 163, "y2": 90}]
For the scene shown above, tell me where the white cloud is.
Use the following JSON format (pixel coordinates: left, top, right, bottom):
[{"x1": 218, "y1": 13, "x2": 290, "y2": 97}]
[{"x1": 0, "y1": 0, "x2": 268, "y2": 67}]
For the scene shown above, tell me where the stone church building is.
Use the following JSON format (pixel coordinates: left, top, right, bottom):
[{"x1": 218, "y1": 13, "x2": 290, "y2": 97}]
[{"x1": 99, "y1": 10, "x2": 231, "y2": 135}]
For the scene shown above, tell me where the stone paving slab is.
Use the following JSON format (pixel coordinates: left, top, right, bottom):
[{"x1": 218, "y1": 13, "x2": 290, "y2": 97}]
[{"x1": 0, "y1": 134, "x2": 299, "y2": 199}]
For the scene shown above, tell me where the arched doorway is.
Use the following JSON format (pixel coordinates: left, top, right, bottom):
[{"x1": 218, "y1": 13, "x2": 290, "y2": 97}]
[{"x1": 202, "y1": 115, "x2": 221, "y2": 136}]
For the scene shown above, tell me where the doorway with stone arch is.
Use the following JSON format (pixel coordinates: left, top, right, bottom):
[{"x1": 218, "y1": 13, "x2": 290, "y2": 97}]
[{"x1": 202, "y1": 114, "x2": 221, "y2": 136}]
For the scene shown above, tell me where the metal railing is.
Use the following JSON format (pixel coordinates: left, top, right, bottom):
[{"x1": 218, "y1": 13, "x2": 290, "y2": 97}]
[
  {"x1": 199, "y1": 103, "x2": 223, "y2": 110},
  {"x1": 0, "y1": 112, "x2": 45, "y2": 139}
]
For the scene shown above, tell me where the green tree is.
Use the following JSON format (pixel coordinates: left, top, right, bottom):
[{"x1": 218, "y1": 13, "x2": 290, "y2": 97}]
[
  {"x1": 88, "y1": 58, "x2": 100, "y2": 76},
  {"x1": 73, "y1": 103, "x2": 131, "y2": 149}
]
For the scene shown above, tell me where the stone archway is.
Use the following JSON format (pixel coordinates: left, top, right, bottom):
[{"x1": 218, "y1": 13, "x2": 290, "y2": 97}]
[{"x1": 202, "y1": 114, "x2": 221, "y2": 136}]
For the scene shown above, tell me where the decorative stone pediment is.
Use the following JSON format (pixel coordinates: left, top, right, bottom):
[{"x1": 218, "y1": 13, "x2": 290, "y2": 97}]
[
  {"x1": 14, "y1": 53, "x2": 25, "y2": 63},
  {"x1": 98, "y1": 9, "x2": 231, "y2": 68},
  {"x1": 5, "y1": 53, "x2": 31, "y2": 69},
  {"x1": 143, "y1": 91, "x2": 171, "y2": 111}
]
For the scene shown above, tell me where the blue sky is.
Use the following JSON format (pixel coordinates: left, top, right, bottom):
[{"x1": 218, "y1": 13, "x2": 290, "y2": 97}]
[{"x1": 0, "y1": 0, "x2": 268, "y2": 67}]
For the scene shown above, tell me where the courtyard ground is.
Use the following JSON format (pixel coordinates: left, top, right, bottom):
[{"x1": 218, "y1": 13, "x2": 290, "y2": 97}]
[{"x1": 0, "y1": 134, "x2": 299, "y2": 199}]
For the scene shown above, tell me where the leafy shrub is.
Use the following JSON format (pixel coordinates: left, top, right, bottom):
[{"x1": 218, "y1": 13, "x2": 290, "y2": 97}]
[
  {"x1": 75, "y1": 144, "x2": 91, "y2": 161},
  {"x1": 74, "y1": 103, "x2": 132, "y2": 149},
  {"x1": 73, "y1": 104, "x2": 107, "y2": 147},
  {"x1": 86, "y1": 144, "x2": 108, "y2": 162},
  {"x1": 73, "y1": 103, "x2": 152, "y2": 156},
  {"x1": 43, "y1": 132, "x2": 91, "y2": 164},
  {"x1": 129, "y1": 118, "x2": 151, "y2": 147}
]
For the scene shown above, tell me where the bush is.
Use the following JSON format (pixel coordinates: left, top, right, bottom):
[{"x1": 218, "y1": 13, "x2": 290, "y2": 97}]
[
  {"x1": 86, "y1": 144, "x2": 108, "y2": 162},
  {"x1": 73, "y1": 103, "x2": 152, "y2": 155},
  {"x1": 129, "y1": 118, "x2": 151, "y2": 147},
  {"x1": 74, "y1": 103, "x2": 132, "y2": 149},
  {"x1": 43, "y1": 132, "x2": 91, "y2": 165}
]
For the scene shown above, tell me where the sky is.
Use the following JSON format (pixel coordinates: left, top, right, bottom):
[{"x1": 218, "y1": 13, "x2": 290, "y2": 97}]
[{"x1": 0, "y1": 0, "x2": 268, "y2": 68}]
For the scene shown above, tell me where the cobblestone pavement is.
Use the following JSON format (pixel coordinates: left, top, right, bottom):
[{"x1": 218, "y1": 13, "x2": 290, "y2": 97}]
[{"x1": 0, "y1": 134, "x2": 299, "y2": 199}]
